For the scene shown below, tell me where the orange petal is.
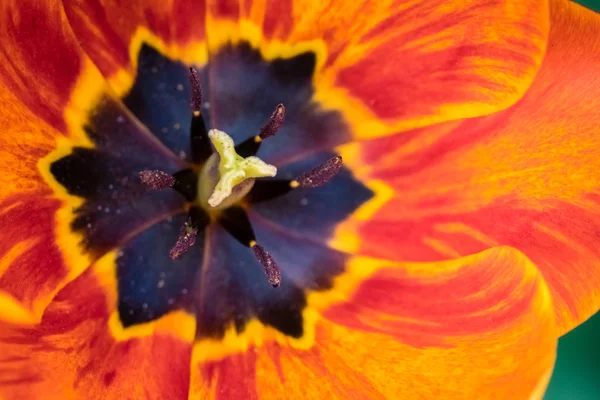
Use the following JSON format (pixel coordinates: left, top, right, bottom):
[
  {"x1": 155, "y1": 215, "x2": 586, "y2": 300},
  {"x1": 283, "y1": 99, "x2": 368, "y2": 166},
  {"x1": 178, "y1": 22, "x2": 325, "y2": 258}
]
[
  {"x1": 338, "y1": 0, "x2": 600, "y2": 334},
  {"x1": 190, "y1": 247, "x2": 556, "y2": 399},
  {"x1": 205, "y1": 0, "x2": 549, "y2": 138},
  {"x1": 62, "y1": 0, "x2": 208, "y2": 95},
  {"x1": 0, "y1": 256, "x2": 195, "y2": 399}
]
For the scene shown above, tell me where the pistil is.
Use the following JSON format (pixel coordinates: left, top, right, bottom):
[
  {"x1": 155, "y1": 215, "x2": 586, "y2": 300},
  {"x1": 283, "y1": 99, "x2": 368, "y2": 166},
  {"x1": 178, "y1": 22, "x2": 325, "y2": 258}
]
[{"x1": 197, "y1": 129, "x2": 277, "y2": 210}]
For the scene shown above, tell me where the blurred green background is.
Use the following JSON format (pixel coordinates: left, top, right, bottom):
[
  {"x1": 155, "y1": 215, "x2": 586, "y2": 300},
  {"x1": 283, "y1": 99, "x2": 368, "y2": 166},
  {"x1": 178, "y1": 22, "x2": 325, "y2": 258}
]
[
  {"x1": 544, "y1": 2, "x2": 600, "y2": 399},
  {"x1": 575, "y1": 0, "x2": 600, "y2": 13},
  {"x1": 546, "y1": 312, "x2": 600, "y2": 399}
]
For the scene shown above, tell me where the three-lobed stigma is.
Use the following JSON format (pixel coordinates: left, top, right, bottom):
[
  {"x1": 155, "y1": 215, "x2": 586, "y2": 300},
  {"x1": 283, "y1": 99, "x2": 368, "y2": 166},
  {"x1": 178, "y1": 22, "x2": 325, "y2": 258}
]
[{"x1": 200, "y1": 129, "x2": 277, "y2": 209}]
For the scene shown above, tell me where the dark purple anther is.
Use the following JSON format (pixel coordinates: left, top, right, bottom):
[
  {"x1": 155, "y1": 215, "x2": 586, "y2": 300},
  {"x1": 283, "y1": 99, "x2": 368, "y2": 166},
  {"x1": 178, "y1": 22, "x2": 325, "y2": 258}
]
[
  {"x1": 188, "y1": 67, "x2": 203, "y2": 113},
  {"x1": 139, "y1": 170, "x2": 175, "y2": 190},
  {"x1": 169, "y1": 221, "x2": 198, "y2": 260},
  {"x1": 295, "y1": 156, "x2": 343, "y2": 188},
  {"x1": 252, "y1": 244, "x2": 281, "y2": 287},
  {"x1": 259, "y1": 104, "x2": 285, "y2": 140}
]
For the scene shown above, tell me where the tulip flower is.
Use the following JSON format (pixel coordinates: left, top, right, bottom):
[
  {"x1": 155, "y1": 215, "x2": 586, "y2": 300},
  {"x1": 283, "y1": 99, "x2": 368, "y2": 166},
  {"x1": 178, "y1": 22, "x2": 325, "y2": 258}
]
[{"x1": 0, "y1": 0, "x2": 598, "y2": 399}]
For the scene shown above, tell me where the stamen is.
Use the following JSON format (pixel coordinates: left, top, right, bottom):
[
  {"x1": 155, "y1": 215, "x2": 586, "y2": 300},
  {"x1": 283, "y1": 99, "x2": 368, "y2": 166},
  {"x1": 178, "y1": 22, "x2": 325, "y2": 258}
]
[
  {"x1": 139, "y1": 170, "x2": 175, "y2": 190},
  {"x1": 188, "y1": 67, "x2": 212, "y2": 163},
  {"x1": 247, "y1": 156, "x2": 344, "y2": 204},
  {"x1": 235, "y1": 104, "x2": 285, "y2": 158},
  {"x1": 251, "y1": 242, "x2": 281, "y2": 287},
  {"x1": 188, "y1": 67, "x2": 203, "y2": 113},
  {"x1": 219, "y1": 207, "x2": 281, "y2": 287},
  {"x1": 292, "y1": 156, "x2": 343, "y2": 188},
  {"x1": 171, "y1": 168, "x2": 199, "y2": 201},
  {"x1": 139, "y1": 169, "x2": 198, "y2": 201},
  {"x1": 218, "y1": 206, "x2": 256, "y2": 246},
  {"x1": 246, "y1": 180, "x2": 293, "y2": 203},
  {"x1": 139, "y1": 169, "x2": 197, "y2": 201},
  {"x1": 169, "y1": 218, "x2": 198, "y2": 259},
  {"x1": 259, "y1": 104, "x2": 285, "y2": 140}
]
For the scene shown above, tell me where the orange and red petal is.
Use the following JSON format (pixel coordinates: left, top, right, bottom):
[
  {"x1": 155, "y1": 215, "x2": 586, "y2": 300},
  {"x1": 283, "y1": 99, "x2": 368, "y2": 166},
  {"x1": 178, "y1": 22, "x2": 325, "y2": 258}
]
[
  {"x1": 340, "y1": 0, "x2": 600, "y2": 334},
  {"x1": 0, "y1": 193, "x2": 65, "y2": 324},
  {"x1": 0, "y1": 0, "x2": 97, "y2": 323},
  {"x1": 62, "y1": 0, "x2": 208, "y2": 95},
  {"x1": 190, "y1": 247, "x2": 556, "y2": 399},
  {"x1": 0, "y1": 75, "x2": 75, "y2": 323},
  {"x1": 0, "y1": 258, "x2": 194, "y2": 400},
  {"x1": 206, "y1": 0, "x2": 549, "y2": 137},
  {"x1": 0, "y1": 0, "x2": 119, "y2": 325},
  {"x1": 0, "y1": 0, "x2": 87, "y2": 131}
]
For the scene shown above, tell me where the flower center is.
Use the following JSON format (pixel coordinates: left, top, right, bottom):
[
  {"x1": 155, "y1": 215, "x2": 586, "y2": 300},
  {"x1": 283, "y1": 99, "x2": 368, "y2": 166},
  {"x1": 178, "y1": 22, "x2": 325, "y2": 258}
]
[
  {"x1": 138, "y1": 68, "x2": 343, "y2": 287},
  {"x1": 48, "y1": 43, "x2": 374, "y2": 338}
]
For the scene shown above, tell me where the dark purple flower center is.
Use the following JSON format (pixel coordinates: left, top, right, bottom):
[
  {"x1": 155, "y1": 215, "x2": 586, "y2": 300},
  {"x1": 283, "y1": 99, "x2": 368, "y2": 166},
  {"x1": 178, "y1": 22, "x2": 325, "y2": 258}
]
[{"x1": 50, "y1": 43, "x2": 373, "y2": 340}]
